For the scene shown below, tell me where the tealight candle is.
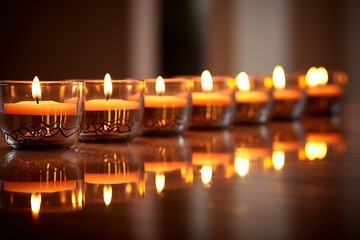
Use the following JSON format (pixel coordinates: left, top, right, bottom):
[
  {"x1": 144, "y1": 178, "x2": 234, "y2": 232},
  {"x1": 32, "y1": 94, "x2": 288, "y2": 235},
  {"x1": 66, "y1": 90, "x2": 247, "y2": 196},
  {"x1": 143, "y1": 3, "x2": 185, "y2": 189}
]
[
  {"x1": 271, "y1": 65, "x2": 307, "y2": 120},
  {"x1": 80, "y1": 74, "x2": 144, "y2": 142},
  {"x1": 141, "y1": 76, "x2": 192, "y2": 135},
  {"x1": 234, "y1": 72, "x2": 273, "y2": 124},
  {"x1": 190, "y1": 70, "x2": 236, "y2": 129},
  {"x1": 0, "y1": 78, "x2": 84, "y2": 150},
  {"x1": 304, "y1": 67, "x2": 348, "y2": 115}
]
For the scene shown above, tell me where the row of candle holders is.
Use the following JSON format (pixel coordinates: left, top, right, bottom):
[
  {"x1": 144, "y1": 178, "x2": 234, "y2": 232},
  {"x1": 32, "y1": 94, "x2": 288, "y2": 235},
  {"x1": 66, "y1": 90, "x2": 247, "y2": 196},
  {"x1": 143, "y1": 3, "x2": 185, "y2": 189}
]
[
  {"x1": 0, "y1": 117, "x2": 346, "y2": 215},
  {"x1": 0, "y1": 66, "x2": 348, "y2": 150}
]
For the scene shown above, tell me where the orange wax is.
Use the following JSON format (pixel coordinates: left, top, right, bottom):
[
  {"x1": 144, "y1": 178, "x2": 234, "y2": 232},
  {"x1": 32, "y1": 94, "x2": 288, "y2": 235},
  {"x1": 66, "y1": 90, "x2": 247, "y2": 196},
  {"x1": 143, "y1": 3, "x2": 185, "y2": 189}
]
[
  {"x1": 84, "y1": 172, "x2": 140, "y2": 184},
  {"x1": 273, "y1": 89, "x2": 302, "y2": 100},
  {"x1": 4, "y1": 101, "x2": 76, "y2": 115},
  {"x1": 235, "y1": 91, "x2": 269, "y2": 103},
  {"x1": 306, "y1": 84, "x2": 342, "y2": 97},
  {"x1": 4, "y1": 180, "x2": 77, "y2": 193},
  {"x1": 306, "y1": 132, "x2": 341, "y2": 144},
  {"x1": 144, "y1": 161, "x2": 188, "y2": 173},
  {"x1": 273, "y1": 141, "x2": 302, "y2": 152},
  {"x1": 192, "y1": 92, "x2": 231, "y2": 106},
  {"x1": 144, "y1": 95, "x2": 187, "y2": 108},
  {"x1": 85, "y1": 99, "x2": 139, "y2": 111},
  {"x1": 192, "y1": 152, "x2": 231, "y2": 165}
]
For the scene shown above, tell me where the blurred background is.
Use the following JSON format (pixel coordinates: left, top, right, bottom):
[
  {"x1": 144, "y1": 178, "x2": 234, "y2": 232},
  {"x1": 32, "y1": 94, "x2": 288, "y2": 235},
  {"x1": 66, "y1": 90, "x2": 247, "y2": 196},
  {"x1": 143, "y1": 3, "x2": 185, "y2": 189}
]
[{"x1": 0, "y1": 0, "x2": 359, "y2": 102}]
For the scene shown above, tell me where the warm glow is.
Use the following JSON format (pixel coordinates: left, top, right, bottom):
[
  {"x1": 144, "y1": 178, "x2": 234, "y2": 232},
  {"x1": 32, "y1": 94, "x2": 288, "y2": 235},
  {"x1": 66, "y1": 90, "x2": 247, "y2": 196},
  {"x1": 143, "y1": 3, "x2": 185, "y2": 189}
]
[
  {"x1": 272, "y1": 65, "x2": 286, "y2": 89},
  {"x1": 235, "y1": 156, "x2": 250, "y2": 177},
  {"x1": 155, "y1": 173, "x2": 165, "y2": 193},
  {"x1": 201, "y1": 70, "x2": 213, "y2": 92},
  {"x1": 305, "y1": 66, "x2": 328, "y2": 87},
  {"x1": 103, "y1": 185, "x2": 113, "y2": 206},
  {"x1": 200, "y1": 165, "x2": 212, "y2": 185},
  {"x1": 155, "y1": 76, "x2": 166, "y2": 95},
  {"x1": 305, "y1": 141, "x2": 328, "y2": 160},
  {"x1": 32, "y1": 76, "x2": 41, "y2": 103},
  {"x1": 125, "y1": 183, "x2": 132, "y2": 194},
  {"x1": 236, "y1": 72, "x2": 251, "y2": 91},
  {"x1": 31, "y1": 193, "x2": 41, "y2": 217},
  {"x1": 104, "y1": 73, "x2": 113, "y2": 99},
  {"x1": 272, "y1": 151, "x2": 285, "y2": 170}
]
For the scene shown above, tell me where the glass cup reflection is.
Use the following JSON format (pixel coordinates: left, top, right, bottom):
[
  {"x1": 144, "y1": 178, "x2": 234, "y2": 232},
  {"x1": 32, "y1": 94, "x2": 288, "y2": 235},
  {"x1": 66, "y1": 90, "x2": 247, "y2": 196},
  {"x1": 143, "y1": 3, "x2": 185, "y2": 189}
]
[
  {"x1": 76, "y1": 144, "x2": 144, "y2": 206},
  {"x1": 0, "y1": 149, "x2": 84, "y2": 218},
  {"x1": 140, "y1": 136, "x2": 192, "y2": 193}
]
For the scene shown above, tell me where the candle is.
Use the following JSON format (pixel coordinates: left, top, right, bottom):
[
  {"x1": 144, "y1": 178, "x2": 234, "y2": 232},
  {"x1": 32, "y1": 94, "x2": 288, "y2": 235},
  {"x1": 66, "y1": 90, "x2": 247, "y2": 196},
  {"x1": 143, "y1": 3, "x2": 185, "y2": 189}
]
[
  {"x1": 190, "y1": 70, "x2": 235, "y2": 129},
  {"x1": 0, "y1": 77, "x2": 83, "y2": 150},
  {"x1": 304, "y1": 67, "x2": 347, "y2": 115},
  {"x1": 80, "y1": 74, "x2": 143, "y2": 142},
  {"x1": 234, "y1": 72, "x2": 272, "y2": 123},
  {"x1": 141, "y1": 76, "x2": 192, "y2": 135},
  {"x1": 271, "y1": 65, "x2": 306, "y2": 120}
]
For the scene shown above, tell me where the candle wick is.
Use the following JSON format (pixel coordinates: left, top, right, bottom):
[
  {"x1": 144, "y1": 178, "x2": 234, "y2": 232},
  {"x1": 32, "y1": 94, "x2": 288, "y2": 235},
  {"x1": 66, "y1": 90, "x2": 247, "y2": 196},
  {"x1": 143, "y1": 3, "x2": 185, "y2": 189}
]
[
  {"x1": 106, "y1": 94, "x2": 110, "y2": 101},
  {"x1": 36, "y1": 97, "x2": 39, "y2": 104}
]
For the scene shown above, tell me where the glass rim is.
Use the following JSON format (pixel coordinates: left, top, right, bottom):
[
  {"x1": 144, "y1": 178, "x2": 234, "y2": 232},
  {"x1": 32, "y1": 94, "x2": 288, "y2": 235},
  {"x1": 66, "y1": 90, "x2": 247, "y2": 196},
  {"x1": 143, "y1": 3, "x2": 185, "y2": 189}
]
[
  {"x1": 0, "y1": 80, "x2": 84, "y2": 84},
  {"x1": 78, "y1": 79, "x2": 143, "y2": 84},
  {"x1": 144, "y1": 77, "x2": 193, "y2": 83}
]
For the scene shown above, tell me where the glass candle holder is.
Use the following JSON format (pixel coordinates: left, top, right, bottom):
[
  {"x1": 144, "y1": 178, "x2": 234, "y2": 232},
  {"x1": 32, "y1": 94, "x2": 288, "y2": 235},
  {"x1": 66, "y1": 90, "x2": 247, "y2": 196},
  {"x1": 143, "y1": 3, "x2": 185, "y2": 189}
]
[
  {"x1": 189, "y1": 73, "x2": 236, "y2": 129},
  {"x1": 271, "y1": 68, "x2": 307, "y2": 120},
  {"x1": 0, "y1": 80, "x2": 84, "y2": 150},
  {"x1": 141, "y1": 77, "x2": 192, "y2": 135},
  {"x1": 80, "y1": 78, "x2": 144, "y2": 142},
  {"x1": 76, "y1": 144, "x2": 145, "y2": 205},
  {"x1": 0, "y1": 149, "x2": 84, "y2": 216},
  {"x1": 305, "y1": 69, "x2": 348, "y2": 115},
  {"x1": 234, "y1": 72, "x2": 273, "y2": 124}
]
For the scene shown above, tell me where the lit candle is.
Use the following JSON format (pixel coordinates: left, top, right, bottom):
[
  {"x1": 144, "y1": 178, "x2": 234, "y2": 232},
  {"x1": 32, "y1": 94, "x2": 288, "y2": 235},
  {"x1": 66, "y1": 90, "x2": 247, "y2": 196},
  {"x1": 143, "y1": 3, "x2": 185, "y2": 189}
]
[
  {"x1": 234, "y1": 72, "x2": 272, "y2": 123},
  {"x1": 271, "y1": 65, "x2": 306, "y2": 120},
  {"x1": 305, "y1": 67, "x2": 347, "y2": 115},
  {"x1": 80, "y1": 74, "x2": 143, "y2": 142},
  {"x1": 0, "y1": 77, "x2": 83, "y2": 150},
  {"x1": 4, "y1": 77, "x2": 77, "y2": 115},
  {"x1": 190, "y1": 70, "x2": 235, "y2": 129},
  {"x1": 142, "y1": 76, "x2": 192, "y2": 135}
]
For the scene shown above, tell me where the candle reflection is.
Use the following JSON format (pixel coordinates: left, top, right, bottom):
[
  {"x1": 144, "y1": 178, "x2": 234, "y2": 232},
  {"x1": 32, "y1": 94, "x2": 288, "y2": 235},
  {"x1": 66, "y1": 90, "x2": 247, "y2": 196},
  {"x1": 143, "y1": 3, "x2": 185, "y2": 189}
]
[
  {"x1": 0, "y1": 149, "x2": 83, "y2": 217},
  {"x1": 141, "y1": 136, "x2": 192, "y2": 193},
  {"x1": 76, "y1": 144, "x2": 144, "y2": 206}
]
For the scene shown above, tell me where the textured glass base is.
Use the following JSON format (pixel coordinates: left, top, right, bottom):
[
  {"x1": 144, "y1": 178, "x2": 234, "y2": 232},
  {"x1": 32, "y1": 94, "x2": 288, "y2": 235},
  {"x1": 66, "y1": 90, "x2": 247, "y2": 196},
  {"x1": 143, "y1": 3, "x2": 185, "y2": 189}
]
[
  {"x1": 80, "y1": 109, "x2": 141, "y2": 142},
  {"x1": 0, "y1": 114, "x2": 81, "y2": 150},
  {"x1": 190, "y1": 105, "x2": 234, "y2": 129}
]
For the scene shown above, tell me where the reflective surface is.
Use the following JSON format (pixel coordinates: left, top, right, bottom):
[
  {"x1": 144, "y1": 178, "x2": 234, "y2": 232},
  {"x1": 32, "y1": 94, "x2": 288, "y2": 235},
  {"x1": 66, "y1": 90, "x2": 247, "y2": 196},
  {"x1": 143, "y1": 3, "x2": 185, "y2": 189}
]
[{"x1": 1, "y1": 102, "x2": 359, "y2": 239}]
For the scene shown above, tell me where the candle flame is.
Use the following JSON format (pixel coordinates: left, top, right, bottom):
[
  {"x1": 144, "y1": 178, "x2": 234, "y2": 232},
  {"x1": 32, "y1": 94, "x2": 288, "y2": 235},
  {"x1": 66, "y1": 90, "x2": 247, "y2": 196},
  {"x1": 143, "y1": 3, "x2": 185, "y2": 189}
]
[
  {"x1": 305, "y1": 141, "x2": 327, "y2": 160},
  {"x1": 272, "y1": 65, "x2": 286, "y2": 89},
  {"x1": 236, "y1": 72, "x2": 251, "y2": 91},
  {"x1": 305, "y1": 66, "x2": 328, "y2": 87},
  {"x1": 104, "y1": 73, "x2": 113, "y2": 100},
  {"x1": 272, "y1": 151, "x2": 285, "y2": 171},
  {"x1": 155, "y1": 76, "x2": 165, "y2": 95},
  {"x1": 103, "y1": 185, "x2": 112, "y2": 206},
  {"x1": 200, "y1": 165, "x2": 212, "y2": 186},
  {"x1": 201, "y1": 70, "x2": 213, "y2": 92},
  {"x1": 31, "y1": 193, "x2": 41, "y2": 218},
  {"x1": 155, "y1": 173, "x2": 165, "y2": 193},
  {"x1": 32, "y1": 76, "x2": 41, "y2": 104}
]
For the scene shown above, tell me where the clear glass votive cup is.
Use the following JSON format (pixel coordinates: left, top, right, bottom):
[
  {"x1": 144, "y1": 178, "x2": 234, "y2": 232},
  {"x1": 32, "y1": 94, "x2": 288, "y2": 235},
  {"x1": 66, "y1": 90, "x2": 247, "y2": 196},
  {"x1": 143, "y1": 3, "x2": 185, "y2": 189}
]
[
  {"x1": 141, "y1": 77, "x2": 192, "y2": 135},
  {"x1": 189, "y1": 75, "x2": 236, "y2": 129},
  {"x1": 80, "y1": 79, "x2": 144, "y2": 143},
  {"x1": 234, "y1": 74, "x2": 273, "y2": 124},
  {"x1": 271, "y1": 73, "x2": 307, "y2": 120},
  {"x1": 0, "y1": 80, "x2": 84, "y2": 150},
  {"x1": 305, "y1": 70, "x2": 348, "y2": 115}
]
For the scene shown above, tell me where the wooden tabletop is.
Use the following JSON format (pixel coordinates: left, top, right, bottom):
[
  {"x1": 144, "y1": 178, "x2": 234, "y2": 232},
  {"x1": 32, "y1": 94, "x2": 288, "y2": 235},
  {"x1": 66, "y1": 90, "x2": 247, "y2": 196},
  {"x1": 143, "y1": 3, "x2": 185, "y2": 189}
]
[{"x1": 1, "y1": 101, "x2": 360, "y2": 240}]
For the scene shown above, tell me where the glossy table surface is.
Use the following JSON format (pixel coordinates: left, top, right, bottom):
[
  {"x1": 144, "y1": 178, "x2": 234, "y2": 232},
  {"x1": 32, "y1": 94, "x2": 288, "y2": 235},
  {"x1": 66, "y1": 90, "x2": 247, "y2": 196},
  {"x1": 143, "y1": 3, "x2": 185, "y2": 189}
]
[{"x1": 1, "y1": 101, "x2": 360, "y2": 240}]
